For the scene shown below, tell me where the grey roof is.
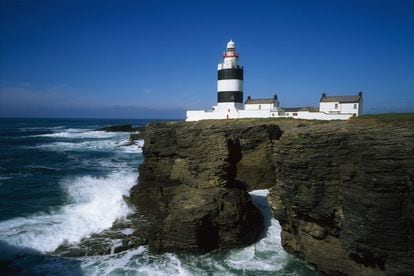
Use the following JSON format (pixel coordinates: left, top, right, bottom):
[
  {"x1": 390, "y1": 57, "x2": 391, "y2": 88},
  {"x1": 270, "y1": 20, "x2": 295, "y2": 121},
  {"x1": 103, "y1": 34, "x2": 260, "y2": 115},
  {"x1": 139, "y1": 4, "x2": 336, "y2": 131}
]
[
  {"x1": 245, "y1": 98, "x2": 276, "y2": 104},
  {"x1": 320, "y1": 95, "x2": 361, "y2": 103}
]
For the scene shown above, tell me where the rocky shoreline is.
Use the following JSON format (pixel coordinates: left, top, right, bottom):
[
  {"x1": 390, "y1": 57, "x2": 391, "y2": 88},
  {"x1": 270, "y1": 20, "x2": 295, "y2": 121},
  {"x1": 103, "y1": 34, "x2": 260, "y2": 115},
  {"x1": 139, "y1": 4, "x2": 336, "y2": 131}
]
[{"x1": 57, "y1": 118, "x2": 414, "y2": 275}]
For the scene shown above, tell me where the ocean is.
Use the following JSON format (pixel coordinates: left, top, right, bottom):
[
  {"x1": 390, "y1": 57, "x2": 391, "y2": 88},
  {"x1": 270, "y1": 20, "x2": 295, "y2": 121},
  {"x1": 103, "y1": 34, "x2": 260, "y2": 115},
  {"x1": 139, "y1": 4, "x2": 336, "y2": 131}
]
[{"x1": 0, "y1": 118, "x2": 314, "y2": 275}]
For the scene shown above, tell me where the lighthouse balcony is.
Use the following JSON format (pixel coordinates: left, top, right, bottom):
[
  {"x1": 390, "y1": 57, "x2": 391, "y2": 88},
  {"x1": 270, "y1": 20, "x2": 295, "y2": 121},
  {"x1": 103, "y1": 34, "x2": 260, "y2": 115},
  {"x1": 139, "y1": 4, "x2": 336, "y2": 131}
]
[{"x1": 223, "y1": 53, "x2": 239, "y2": 58}]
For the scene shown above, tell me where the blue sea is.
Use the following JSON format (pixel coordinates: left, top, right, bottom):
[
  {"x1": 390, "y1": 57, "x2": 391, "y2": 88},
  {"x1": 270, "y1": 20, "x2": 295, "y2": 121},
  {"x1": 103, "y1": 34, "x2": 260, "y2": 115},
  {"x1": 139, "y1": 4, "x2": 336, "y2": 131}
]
[{"x1": 0, "y1": 118, "x2": 314, "y2": 275}]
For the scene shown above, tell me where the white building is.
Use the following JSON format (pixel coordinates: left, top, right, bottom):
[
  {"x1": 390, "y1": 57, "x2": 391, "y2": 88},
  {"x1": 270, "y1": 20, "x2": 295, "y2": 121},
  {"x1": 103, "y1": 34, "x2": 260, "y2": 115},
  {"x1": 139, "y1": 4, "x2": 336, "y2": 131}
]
[
  {"x1": 186, "y1": 40, "x2": 363, "y2": 121},
  {"x1": 319, "y1": 93, "x2": 363, "y2": 116},
  {"x1": 245, "y1": 95, "x2": 280, "y2": 110}
]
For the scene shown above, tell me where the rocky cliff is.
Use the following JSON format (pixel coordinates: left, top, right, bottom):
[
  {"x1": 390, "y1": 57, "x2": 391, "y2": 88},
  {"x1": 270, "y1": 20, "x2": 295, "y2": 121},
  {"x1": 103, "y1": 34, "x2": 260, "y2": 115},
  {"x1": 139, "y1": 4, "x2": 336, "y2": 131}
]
[
  {"x1": 130, "y1": 120, "x2": 283, "y2": 253},
  {"x1": 268, "y1": 119, "x2": 414, "y2": 275},
  {"x1": 131, "y1": 117, "x2": 414, "y2": 275}
]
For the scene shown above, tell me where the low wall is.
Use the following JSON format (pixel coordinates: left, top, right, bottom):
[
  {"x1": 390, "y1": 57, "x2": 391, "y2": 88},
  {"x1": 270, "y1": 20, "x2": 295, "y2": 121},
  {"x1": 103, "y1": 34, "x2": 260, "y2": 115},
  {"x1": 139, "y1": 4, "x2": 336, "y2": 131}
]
[{"x1": 186, "y1": 109, "x2": 354, "y2": 121}]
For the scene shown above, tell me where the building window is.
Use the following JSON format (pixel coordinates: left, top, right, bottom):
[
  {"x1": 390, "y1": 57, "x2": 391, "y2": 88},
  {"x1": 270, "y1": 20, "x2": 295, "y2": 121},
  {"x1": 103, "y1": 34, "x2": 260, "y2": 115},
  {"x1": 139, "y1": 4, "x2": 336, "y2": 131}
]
[
  {"x1": 272, "y1": 113, "x2": 275, "y2": 117},
  {"x1": 228, "y1": 108, "x2": 230, "y2": 112},
  {"x1": 334, "y1": 103, "x2": 338, "y2": 109},
  {"x1": 353, "y1": 104, "x2": 357, "y2": 109},
  {"x1": 293, "y1": 113, "x2": 298, "y2": 116},
  {"x1": 258, "y1": 105, "x2": 261, "y2": 110}
]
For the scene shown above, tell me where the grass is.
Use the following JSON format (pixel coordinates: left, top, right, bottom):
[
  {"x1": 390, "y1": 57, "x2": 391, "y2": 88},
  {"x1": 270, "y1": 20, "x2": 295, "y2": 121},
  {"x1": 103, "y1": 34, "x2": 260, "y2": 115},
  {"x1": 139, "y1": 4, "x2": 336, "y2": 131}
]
[{"x1": 355, "y1": 113, "x2": 414, "y2": 121}]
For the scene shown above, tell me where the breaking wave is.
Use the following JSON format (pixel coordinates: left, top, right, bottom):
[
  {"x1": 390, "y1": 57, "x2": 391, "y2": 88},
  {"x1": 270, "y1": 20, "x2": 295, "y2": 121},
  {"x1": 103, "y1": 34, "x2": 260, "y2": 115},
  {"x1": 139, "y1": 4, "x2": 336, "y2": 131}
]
[
  {"x1": 78, "y1": 190, "x2": 314, "y2": 275},
  {"x1": 0, "y1": 171, "x2": 137, "y2": 252},
  {"x1": 36, "y1": 129, "x2": 121, "y2": 139}
]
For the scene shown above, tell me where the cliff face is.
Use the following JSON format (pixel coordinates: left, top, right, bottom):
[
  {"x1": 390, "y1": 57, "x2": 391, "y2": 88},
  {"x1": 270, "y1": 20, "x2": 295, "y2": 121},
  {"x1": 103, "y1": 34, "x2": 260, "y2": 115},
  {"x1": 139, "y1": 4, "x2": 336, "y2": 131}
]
[
  {"x1": 130, "y1": 121, "x2": 282, "y2": 253},
  {"x1": 268, "y1": 120, "x2": 414, "y2": 275},
  {"x1": 130, "y1": 118, "x2": 414, "y2": 275}
]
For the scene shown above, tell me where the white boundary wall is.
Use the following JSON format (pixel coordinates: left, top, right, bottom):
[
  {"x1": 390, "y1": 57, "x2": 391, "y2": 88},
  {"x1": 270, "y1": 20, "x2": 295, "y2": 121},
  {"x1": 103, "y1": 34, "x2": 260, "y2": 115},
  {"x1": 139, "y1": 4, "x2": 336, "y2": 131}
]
[
  {"x1": 186, "y1": 109, "x2": 353, "y2": 121},
  {"x1": 244, "y1": 103, "x2": 276, "y2": 110}
]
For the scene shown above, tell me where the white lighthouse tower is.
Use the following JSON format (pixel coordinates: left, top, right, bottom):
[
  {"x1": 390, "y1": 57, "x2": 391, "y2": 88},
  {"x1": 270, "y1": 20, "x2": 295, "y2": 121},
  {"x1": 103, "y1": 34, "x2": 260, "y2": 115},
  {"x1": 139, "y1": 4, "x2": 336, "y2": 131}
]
[{"x1": 214, "y1": 40, "x2": 244, "y2": 112}]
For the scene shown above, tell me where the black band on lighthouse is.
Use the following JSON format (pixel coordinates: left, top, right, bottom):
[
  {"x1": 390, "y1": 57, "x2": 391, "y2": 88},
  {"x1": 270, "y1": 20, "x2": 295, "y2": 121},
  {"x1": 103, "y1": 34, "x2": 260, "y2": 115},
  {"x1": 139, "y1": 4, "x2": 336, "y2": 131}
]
[
  {"x1": 217, "y1": 91, "x2": 243, "y2": 103},
  {"x1": 218, "y1": 68, "x2": 243, "y2": 80}
]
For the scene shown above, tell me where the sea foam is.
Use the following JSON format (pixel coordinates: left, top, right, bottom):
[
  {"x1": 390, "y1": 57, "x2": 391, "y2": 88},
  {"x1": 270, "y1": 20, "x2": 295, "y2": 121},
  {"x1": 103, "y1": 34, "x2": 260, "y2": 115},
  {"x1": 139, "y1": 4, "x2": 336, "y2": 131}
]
[
  {"x1": 36, "y1": 129, "x2": 120, "y2": 139},
  {"x1": 78, "y1": 190, "x2": 295, "y2": 275},
  {"x1": 0, "y1": 171, "x2": 137, "y2": 252}
]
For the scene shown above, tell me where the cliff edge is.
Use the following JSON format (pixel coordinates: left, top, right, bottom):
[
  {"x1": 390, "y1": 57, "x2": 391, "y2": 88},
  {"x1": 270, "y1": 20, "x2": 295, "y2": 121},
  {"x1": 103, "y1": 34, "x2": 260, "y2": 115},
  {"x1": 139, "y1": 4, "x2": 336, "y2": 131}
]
[{"x1": 268, "y1": 118, "x2": 414, "y2": 275}]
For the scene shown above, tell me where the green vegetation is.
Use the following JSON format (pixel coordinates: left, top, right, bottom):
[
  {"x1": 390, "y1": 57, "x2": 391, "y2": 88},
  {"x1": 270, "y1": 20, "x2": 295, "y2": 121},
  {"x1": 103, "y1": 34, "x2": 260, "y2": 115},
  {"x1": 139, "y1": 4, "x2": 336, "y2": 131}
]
[{"x1": 356, "y1": 113, "x2": 414, "y2": 121}]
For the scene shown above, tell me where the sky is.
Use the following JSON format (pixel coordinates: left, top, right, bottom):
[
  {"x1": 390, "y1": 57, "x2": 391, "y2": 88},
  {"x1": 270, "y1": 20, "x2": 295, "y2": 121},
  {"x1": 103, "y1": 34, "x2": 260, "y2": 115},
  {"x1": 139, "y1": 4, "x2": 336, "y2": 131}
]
[{"x1": 1, "y1": 0, "x2": 413, "y2": 119}]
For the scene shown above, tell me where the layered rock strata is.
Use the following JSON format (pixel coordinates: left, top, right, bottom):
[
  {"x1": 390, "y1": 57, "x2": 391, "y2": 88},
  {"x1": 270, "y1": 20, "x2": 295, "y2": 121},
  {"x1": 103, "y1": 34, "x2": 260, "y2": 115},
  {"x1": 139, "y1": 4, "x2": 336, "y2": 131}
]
[
  {"x1": 268, "y1": 120, "x2": 414, "y2": 275},
  {"x1": 130, "y1": 121, "x2": 283, "y2": 253}
]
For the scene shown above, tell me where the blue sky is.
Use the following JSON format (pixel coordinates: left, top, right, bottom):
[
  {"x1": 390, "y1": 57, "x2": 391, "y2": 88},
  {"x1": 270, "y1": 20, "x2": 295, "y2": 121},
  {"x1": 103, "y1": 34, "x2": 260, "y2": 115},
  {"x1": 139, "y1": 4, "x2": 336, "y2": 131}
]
[{"x1": 1, "y1": 0, "x2": 413, "y2": 119}]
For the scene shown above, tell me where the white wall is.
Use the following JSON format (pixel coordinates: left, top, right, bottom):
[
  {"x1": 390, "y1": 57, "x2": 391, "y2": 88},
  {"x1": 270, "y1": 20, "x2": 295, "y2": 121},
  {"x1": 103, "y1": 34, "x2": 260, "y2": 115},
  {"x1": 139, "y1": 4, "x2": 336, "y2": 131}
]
[
  {"x1": 320, "y1": 101, "x2": 361, "y2": 116},
  {"x1": 320, "y1": 102, "x2": 339, "y2": 113},
  {"x1": 340, "y1": 103, "x2": 359, "y2": 115},
  {"x1": 294, "y1": 111, "x2": 353, "y2": 120},
  {"x1": 238, "y1": 109, "x2": 278, "y2": 118},
  {"x1": 244, "y1": 103, "x2": 276, "y2": 110},
  {"x1": 186, "y1": 110, "x2": 228, "y2": 121},
  {"x1": 213, "y1": 102, "x2": 244, "y2": 111},
  {"x1": 186, "y1": 109, "x2": 354, "y2": 121}
]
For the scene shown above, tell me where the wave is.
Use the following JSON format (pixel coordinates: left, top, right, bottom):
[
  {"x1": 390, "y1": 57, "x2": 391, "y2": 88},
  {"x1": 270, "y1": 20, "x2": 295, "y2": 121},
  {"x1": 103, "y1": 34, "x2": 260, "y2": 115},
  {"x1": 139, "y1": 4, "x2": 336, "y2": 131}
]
[
  {"x1": 25, "y1": 165, "x2": 62, "y2": 174},
  {"x1": 0, "y1": 171, "x2": 137, "y2": 253},
  {"x1": 80, "y1": 248, "x2": 194, "y2": 276},
  {"x1": 220, "y1": 190, "x2": 289, "y2": 272},
  {"x1": 78, "y1": 190, "x2": 304, "y2": 275},
  {"x1": 32, "y1": 137, "x2": 143, "y2": 154},
  {"x1": 119, "y1": 139, "x2": 144, "y2": 154},
  {"x1": 36, "y1": 140, "x2": 121, "y2": 152},
  {"x1": 18, "y1": 126, "x2": 65, "y2": 132},
  {"x1": 36, "y1": 129, "x2": 122, "y2": 139},
  {"x1": 0, "y1": 176, "x2": 13, "y2": 181},
  {"x1": 36, "y1": 140, "x2": 140, "y2": 153}
]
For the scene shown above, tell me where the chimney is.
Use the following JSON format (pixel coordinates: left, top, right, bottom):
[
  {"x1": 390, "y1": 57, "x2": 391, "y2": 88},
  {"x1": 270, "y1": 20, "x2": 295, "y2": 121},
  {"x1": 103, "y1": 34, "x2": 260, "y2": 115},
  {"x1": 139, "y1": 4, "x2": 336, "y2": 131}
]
[{"x1": 358, "y1": 91, "x2": 363, "y2": 97}]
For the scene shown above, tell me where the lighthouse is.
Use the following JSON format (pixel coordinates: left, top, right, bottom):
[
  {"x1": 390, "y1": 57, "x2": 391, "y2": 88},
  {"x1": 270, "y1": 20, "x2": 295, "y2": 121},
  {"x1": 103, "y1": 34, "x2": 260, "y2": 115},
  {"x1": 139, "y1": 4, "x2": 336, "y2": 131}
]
[
  {"x1": 185, "y1": 39, "x2": 362, "y2": 121},
  {"x1": 215, "y1": 40, "x2": 244, "y2": 111}
]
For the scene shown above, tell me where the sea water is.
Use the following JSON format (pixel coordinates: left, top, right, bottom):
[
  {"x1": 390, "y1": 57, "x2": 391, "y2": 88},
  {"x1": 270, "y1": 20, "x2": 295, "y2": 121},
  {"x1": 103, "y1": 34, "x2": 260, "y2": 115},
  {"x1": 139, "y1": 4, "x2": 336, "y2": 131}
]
[{"x1": 0, "y1": 118, "x2": 314, "y2": 275}]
